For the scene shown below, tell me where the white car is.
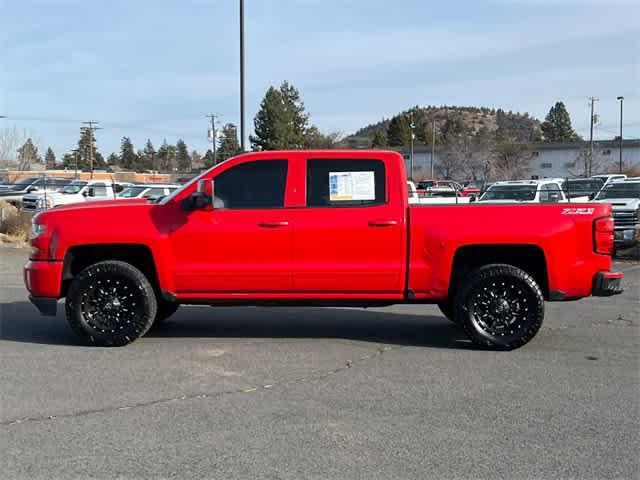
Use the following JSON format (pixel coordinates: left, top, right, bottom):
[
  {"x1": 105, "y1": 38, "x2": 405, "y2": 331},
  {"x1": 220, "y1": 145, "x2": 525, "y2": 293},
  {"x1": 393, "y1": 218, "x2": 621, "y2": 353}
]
[
  {"x1": 22, "y1": 179, "x2": 131, "y2": 212},
  {"x1": 592, "y1": 178, "x2": 640, "y2": 251},
  {"x1": 591, "y1": 174, "x2": 627, "y2": 186},
  {"x1": 117, "y1": 184, "x2": 179, "y2": 201},
  {"x1": 476, "y1": 179, "x2": 576, "y2": 203}
]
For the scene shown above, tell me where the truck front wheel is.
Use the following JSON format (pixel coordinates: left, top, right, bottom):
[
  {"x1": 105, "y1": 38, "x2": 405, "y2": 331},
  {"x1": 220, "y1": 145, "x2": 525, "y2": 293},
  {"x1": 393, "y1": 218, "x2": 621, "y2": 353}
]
[
  {"x1": 65, "y1": 260, "x2": 157, "y2": 346},
  {"x1": 454, "y1": 264, "x2": 544, "y2": 350}
]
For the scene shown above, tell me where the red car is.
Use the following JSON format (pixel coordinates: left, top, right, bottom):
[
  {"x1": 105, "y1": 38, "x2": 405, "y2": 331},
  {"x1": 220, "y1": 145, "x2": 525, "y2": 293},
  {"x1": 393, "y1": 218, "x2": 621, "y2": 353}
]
[{"x1": 25, "y1": 150, "x2": 622, "y2": 349}]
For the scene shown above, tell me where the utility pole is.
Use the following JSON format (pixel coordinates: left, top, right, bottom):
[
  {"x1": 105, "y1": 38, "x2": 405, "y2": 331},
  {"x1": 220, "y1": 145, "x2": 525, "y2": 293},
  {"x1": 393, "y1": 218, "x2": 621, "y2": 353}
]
[
  {"x1": 206, "y1": 114, "x2": 217, "y2": 164},
  {"x1": 617, "y1": 96, "x2": 624, "y2": 174},
  {"x1": 239, "y1": 0, "x2": 246, "y2": 152},
  {"x1": 72, "y1": 148, "x2": 80, "y2": 179},
  {"x1": 431, "y1": 118, "x2": 436, "y2": 179},
  {"x1": 588, "y1": 97, "x2": 598, "y2": 177},
  {"x1": 81, "y1": 121, "x2": 101, "y2": 179}
]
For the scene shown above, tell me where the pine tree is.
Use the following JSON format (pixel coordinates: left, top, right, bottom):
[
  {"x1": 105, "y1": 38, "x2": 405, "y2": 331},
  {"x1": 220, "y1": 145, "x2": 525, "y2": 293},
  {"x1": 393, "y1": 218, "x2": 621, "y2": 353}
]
[
  {"x1": 175, "y1": 139, "x2": 191, "y2": 172},
  {"x1": 218, "y1": 123, "x2": 241, "y2": 161},
  {"x1": 119, "y1": 137, "x2": 137, "y2": 170},
  {"x1": 541, "y1": 102, "x2": 581, "y2": 143},
  {"x1": 251, "y1": 81, "x2": 309, "y2": 150},
  {"x1": 106, "y1": 153, "x2": 119, "y2": 168},
  {"x1": 45, "y1": 147, "x2": 56, "y2": 169},
  {"x1": 73, "y1": 128, "x2": 106, "y2": 171},
  {"x1": 371, "y1": 129, "x2": 388, "y2": 148},
  {"x1": 203, "y1": 149, "x2": 215, "y2": 168},
  {"x1": 190, "y1": 150, "x2": 203, "y2": 169},
  {"x1": 387, "y1": 115, "x2": 410, "y2": 147},
  {"x1": 17, "y1": 138, "x2": 40, "y2": 170},
  {"x1": 157, "y1": 140, "x2": 170, "y2": 172},
  {"x1": 140, "y1": 139, "x2": 155, "y2": 171}
]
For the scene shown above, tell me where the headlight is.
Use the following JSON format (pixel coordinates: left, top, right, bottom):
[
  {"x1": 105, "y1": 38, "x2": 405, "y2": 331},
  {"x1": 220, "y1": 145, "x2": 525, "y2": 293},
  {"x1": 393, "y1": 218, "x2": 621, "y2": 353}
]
[{"x1": 30, "y1": 221, "x2": 47, "y2": 239}]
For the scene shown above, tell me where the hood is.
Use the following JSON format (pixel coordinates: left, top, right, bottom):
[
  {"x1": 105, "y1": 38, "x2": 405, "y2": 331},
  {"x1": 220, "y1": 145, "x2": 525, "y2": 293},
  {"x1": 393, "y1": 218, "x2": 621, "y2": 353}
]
[
  {"x1": 47, "y1": 198, "x2": 149, "y2": 213},
  {"x1": 593, "y1": 198, "x2": 640, "y2": 210}
]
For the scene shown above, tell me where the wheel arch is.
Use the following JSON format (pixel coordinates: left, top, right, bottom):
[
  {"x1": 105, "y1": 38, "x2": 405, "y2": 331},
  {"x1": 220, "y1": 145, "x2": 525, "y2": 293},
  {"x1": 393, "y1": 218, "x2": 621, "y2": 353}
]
[
  {"x1": 62, "y1": 244, "x2": 160, "y2": 297},
  {"x1": 449, "y1": 244, "x2": 549, "y2": 300}
]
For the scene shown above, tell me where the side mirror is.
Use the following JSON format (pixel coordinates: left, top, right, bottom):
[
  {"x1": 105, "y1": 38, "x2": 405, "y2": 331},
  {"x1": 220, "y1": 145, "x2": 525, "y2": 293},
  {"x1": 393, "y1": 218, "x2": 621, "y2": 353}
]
[
  {"x1": 27, "y1": 186, "x2": 38, "y2": 193},
  {"x1": 82, "y1": 190, "x2": 89, "y2": 197},
  {"x1": 182, "y1": 179, "x2": 213, "y2": 211}
]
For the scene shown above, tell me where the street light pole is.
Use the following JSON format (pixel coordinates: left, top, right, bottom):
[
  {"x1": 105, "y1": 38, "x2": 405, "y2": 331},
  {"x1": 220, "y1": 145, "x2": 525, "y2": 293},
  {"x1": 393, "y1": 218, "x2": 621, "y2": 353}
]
[
  {"x1": 430, "y1": 118, "x2": 436, "y2": 179},
  {"x1": 409, "y1": 113, "x2": 415, "y2": 181},
  {"x1": 239, "y1": 0, "x2": 246, "y2": 152},
  {"x1": 617, "y1": 96, "x2": 624, "y2": 174}
]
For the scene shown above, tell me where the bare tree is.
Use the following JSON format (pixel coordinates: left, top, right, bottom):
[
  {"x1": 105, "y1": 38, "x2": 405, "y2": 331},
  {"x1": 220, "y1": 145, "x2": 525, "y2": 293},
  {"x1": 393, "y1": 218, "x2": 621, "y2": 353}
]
[
  {"x1": 0, "y1": 127, "x2": 26, "y2": 168},
  {"x1": 490, "y1": 137, "x2": 533, "y2": 180},
  {"x1": 573, "y1": 145, "x2": 613, "y2": 177}
]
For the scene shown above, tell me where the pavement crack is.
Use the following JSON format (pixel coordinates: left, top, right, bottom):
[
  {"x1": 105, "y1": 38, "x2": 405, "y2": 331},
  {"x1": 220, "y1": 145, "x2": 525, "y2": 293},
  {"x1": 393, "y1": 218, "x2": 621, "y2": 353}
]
[{"x1": 1, "y1": 344, "x2": 397, "y2": 428}]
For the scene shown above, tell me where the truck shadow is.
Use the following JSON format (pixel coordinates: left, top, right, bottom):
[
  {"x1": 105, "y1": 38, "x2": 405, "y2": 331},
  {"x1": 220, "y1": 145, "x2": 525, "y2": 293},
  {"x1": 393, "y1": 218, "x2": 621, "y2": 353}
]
[{"x1": 0, "y1": 302, "x2": 473, "y2": 350}]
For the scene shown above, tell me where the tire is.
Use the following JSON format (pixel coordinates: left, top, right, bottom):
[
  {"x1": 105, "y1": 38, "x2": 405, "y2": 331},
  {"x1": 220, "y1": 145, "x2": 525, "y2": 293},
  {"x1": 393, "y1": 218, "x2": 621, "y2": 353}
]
[
  {"x1": 65, "y1": 260, "x2": 157, "y2": 346},
  {"x1": 437, "y1": 301, "x2": 459, "y2": 324},
  {"x1": 454, "y1": 264, "x2": 544, "y2": 350},
  {"x1": 154, "y1": 300, "x2": 179, "y2": 325}
]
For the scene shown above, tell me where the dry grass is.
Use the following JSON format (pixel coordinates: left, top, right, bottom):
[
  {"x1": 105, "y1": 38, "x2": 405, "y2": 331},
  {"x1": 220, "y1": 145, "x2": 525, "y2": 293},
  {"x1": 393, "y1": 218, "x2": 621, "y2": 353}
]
[{"x1": 0, "y1": 200, "x2": 31, "y2": 246}]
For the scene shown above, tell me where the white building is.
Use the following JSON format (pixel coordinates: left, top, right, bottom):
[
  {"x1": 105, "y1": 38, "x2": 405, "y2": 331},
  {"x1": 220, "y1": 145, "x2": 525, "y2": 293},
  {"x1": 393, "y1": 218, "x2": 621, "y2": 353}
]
[{"x1": 396, "y1": 140, "x2": 640, "y2": 180}]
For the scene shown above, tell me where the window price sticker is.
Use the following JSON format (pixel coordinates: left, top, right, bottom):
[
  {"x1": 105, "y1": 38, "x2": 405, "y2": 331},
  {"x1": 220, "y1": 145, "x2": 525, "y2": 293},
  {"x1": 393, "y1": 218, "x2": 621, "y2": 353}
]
[{"x1": 329, "y1": 171, "x2": 375, "y2": 201}]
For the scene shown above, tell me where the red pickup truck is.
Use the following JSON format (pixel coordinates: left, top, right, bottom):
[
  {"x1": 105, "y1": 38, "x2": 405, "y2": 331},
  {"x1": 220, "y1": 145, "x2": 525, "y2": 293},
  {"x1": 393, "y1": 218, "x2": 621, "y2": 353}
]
[{"x1": 24, "y1": 150, "x2": 622, "y2": 349}]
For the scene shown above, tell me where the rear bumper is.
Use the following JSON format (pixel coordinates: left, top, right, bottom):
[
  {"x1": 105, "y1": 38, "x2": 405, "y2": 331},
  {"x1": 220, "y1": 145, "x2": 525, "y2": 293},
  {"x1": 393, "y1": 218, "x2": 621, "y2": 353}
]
[
  {"x1": 592, "y1": 271, "x2": 624, "y2": 297},
  {"x1": 28, "y1": 295, "x2": 58, "y2": 316}
]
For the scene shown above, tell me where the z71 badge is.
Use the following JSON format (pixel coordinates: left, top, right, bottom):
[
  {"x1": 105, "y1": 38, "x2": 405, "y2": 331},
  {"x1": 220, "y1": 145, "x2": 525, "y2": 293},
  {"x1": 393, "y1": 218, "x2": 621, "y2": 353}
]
[{"x1": 562, "y1": 208, "x2": 595, "y2": 215}]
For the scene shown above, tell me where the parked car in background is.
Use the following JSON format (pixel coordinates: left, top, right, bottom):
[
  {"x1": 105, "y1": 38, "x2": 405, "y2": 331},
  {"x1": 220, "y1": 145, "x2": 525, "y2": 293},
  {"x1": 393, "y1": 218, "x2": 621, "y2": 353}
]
[
  {"x1": 22, "y1": 179, "x2": 131, "y2": 212},
  {"x1": 591, "y1": 174, "x2": 627, "y2": 186},
  {"x1": 461, "y1": 180, "x2": 490, "y2": 197},
  {"x1": 592, "y1": 178, "x2": 640, "y2": 256},
  {"x1": 556, "y1": 177, "x2": 604, "y2": 200},
  {"x1": 415, "y1": 179, "x2": 464, "y2": 198},
  {"x1": 117, "y1": 184, "x2": 179, "y2": 202},
  {"x1": 477, "y1": 180, "x2": 572, "y2": 203},
  {"x1": 0, "y1": 177, "x2": 73, "y2": 206},
  {"x1": 407, "y1": 181, "x2": 471, "y2": 204}
]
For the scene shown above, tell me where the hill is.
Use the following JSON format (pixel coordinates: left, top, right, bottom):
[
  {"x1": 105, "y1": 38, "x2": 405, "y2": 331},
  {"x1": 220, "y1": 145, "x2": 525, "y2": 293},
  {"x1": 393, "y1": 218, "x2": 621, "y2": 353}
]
[{"x1": 343, "y1": 105, "x2": 542, "y2": 147}]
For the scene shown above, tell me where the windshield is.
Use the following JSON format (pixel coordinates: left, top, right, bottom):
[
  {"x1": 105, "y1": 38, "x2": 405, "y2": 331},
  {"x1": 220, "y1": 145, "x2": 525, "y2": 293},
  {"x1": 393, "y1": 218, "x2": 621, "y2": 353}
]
[
  {"x1": 118, "y1": 186, "x2": 147, "y2": 198},
  {"x1": 594, "y1": 183, "x2": 640, "y2": 200},
  {"x1": 60, "y1": 181, "x2": 88, "y2": 194},
  {"x1": 480, "y1": 185, "x2": 537, "y2": 201}
]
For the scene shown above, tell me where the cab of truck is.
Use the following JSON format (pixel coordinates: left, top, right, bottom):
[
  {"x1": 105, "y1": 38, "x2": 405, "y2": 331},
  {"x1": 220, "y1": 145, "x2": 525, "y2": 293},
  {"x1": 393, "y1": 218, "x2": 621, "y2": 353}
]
[{"x1": 593, "y1": 178, "x2": 640, "y2": 255}]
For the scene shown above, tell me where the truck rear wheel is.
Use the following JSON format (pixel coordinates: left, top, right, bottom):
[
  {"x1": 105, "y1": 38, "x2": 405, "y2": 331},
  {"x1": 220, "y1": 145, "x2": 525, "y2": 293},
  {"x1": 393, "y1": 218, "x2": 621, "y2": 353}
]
[
  {"x1": 454, "y1": 264, "x2": 544, "y2": 350},
  {"x1": 65, "y1": 260, "x2": 157, "y2": 346}
]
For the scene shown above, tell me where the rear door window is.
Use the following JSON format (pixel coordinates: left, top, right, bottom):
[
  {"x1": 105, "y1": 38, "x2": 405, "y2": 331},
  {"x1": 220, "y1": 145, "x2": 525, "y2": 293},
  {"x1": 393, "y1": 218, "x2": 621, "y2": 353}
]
[{"x1": 307, "y1": 159, "x2": 386, "y2": 207}]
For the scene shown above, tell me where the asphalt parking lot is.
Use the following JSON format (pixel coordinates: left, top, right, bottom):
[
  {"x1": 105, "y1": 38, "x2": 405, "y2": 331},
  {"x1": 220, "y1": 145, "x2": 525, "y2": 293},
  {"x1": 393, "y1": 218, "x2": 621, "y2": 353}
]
[{"x1": 1, "y1": 247, "x2": 638, "y2": 479}]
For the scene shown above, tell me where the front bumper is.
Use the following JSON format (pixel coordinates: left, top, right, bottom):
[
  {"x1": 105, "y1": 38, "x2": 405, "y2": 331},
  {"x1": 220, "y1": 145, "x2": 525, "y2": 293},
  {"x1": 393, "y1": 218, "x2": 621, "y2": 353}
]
[
  {"x1": 592, "y1": 271, "x2": 624, "y2": 297},
  {"x1": 614, "y1": 227, "x2": 639, "y2": 248},
  {"x1": 24, "y1": 260, "x2": 64, "y2": 298}
]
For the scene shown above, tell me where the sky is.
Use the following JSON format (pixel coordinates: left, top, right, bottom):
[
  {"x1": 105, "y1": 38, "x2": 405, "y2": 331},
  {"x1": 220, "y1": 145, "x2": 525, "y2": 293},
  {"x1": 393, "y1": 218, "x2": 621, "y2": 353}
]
[{"x1": 1, "y1": 0, "x2": 639, "y2": 159}]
